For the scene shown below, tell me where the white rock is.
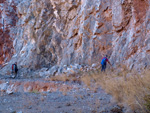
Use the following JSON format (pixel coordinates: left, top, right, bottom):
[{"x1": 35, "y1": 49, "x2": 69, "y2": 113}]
[
  {"x1": 48, "y1": 66, "x2": 59, "y2": 76},
  {"x1": 92, "y1": 63, "x2": 97, "y2": 68},
  {"x1": 0, "y1": 83, "x2": 8, "y2": 91},
  {"x1": 6, "y1": 84, "x2": 15, "y2": 95},
  {"x1": 6, "y1": 89, "x2": 13, "y2": 95},
  {"x1": 40, "y1": 68, "x2": 48, "y2": 72}
]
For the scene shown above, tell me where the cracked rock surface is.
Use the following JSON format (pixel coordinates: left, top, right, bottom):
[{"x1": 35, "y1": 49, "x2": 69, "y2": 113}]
[{"x1": 0, "y1": 0, "x2": 150, "y2": 74}]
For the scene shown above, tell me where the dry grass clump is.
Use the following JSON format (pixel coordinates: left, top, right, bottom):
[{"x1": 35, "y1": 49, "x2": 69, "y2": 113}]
[
  {"x1": 50, "y1": 75, "x2": 70, "y2": 82},
  {"x1": 49, "y1": 74, "x2": 80, "y2": 83},
  {"x1": 48, "y1": 65, "x2": 150, "y2": 112},
  {"x1": 81, "y1": 66, "x2": 150, "y2": 112}
]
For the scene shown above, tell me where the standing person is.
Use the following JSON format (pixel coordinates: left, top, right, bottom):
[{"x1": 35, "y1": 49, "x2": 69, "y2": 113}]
[
  {"x1": 101, "y1": 55, "x2": 112, "y2": 72},
  {"x1": 12, "y1": 62, "x2": 18, "y2": 78}
]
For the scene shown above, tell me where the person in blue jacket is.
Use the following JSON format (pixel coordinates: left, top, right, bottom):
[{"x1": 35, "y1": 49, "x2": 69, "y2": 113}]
[{"x1": 101, "y1": 55, "x2": 112, "y2": 72}]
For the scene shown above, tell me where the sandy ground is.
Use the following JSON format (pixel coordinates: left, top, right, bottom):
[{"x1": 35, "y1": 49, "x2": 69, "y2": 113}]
[{"x1": 0, "y1": 76, "x2": 124, "y2": 113}]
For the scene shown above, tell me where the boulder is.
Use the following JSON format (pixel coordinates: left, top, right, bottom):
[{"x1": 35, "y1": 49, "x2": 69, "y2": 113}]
[
  {"x1": 0, "y1": 82, "x2": 8, "y2": 92},
  {"x1": 6, "y1": 84, "x2": 15, "y2": 95},
  {"x1": 47, "y1": 66, "x2": 59, "y2": 76}
]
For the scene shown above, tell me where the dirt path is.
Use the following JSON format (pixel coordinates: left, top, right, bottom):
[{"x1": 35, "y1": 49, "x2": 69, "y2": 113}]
[{"x1": 0, "y1": 76, "x2": 124, "y2": 113}]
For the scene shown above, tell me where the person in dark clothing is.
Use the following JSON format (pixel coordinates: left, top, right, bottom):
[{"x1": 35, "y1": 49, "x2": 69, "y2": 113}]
[
  {"x1": 101, "y1": 55, "x2": 112, "y2": 72},
  {"x1": 12, "y1": 62, "x2": 18, "y2": 78}
]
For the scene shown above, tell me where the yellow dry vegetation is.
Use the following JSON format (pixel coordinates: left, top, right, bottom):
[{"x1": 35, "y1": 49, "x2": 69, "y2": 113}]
[
  {"x1": 49, "y1": 65, "x2": 150, "y2": 112},
  {"x1": 81, "y1": 66, "x2": 150, "y2": 113}
]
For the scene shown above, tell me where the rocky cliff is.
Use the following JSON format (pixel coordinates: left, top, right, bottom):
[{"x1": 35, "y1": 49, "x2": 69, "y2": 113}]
[{"x1": 0, "y1": 0, "x2": 150, "y2": 76}]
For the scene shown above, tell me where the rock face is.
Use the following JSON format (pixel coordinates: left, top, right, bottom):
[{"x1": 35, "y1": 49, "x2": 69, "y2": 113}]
[
  {"x1": 0, "y1": 0, "x2": 21, "y2": 67},
  {"x1": 0, "y1": 0, "x2": 150, "y2": 75}
]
